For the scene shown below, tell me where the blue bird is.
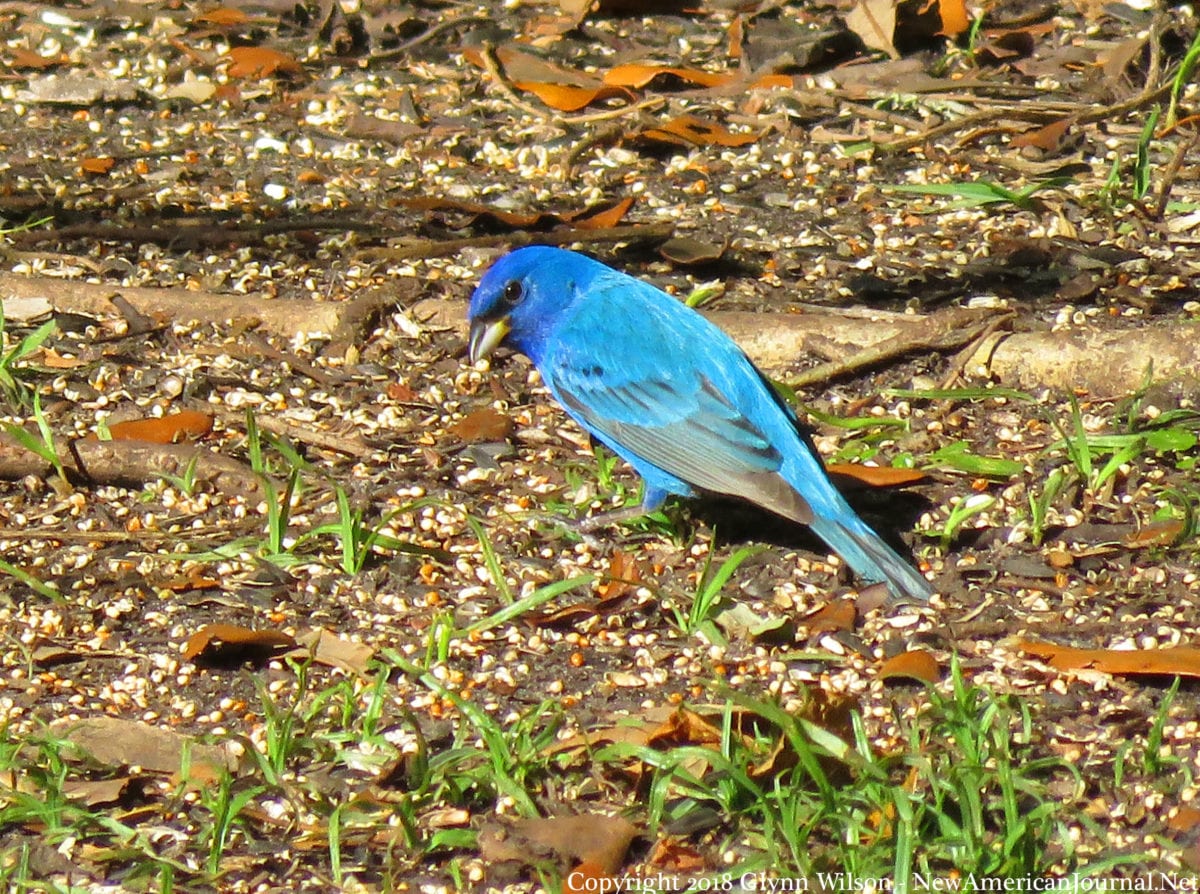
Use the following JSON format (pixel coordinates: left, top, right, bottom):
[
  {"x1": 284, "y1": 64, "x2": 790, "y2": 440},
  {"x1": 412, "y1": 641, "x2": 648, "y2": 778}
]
[{"x1": 467, "y1": 246, "x2": 933, "y2": 602}]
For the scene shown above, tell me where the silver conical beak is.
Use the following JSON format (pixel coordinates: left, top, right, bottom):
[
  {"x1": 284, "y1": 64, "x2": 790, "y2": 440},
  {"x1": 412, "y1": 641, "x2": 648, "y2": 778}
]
[{"x1": 468, "y1": 316, "x2": 510, "y2": 363}]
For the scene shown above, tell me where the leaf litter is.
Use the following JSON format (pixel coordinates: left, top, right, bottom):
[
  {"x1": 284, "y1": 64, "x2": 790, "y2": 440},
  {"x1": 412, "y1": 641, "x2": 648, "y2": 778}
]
[{"x1": 0, "y1": 0, "x2": 1197, "y2": 887}]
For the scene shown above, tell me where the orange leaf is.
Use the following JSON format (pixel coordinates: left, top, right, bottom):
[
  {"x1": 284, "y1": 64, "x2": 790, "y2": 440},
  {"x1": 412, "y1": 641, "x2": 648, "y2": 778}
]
[
  {"x1": 226, "y1": 46, "x2": 303, "y2": 79},
  {"x1": 183, "y1": 623, "x2": 296, "y2": 662},
  {"x1": 637, "y1": 114, "x2": 760, "y2": 148},
  {"x1": 603, "y1": 63, "x2": 735, "y2": 90},
  {"x1": 573, "y1": 196, "x2": 634, "y2": 230},
  {"x1": 79, "y1": 157, "x2": 115, "y2": 175},
  {"x1": 1011, "y1": 118, "x2": 1071, "y2": 152},
  {"x1": 194, "y1": 7, "x2": 250, "y2": 26},
  {"x1": 933, "y1": 0, "x2": 971, "y2": 37},
  {"x1": 99, "y1": 411, "x2": 214, "y2": 444},
  {"x1": 8, "y1": 48, "x2": 63, "y2": 70},
  {"x1": 878, "y1": 650, "x2": 940, "y2": 684},
  {"x1": 1123, "y1": 518, "x2": 1185, "y2": 549},
  {"x1": 449, "y1": 408, "x2": 513, "y2": 443},
  {"x1": 512, "y1": 81, "x2": 629, "y2": 112},
  {"x1": 1017, "y1": 641, "x2": 1200, "y2": 678},
  {"x1": 804, "y1": 600, "x2": 857, "y2": 635},
  {"x1": 826, "y1": 463, "x2": 927, "y2": 488}
]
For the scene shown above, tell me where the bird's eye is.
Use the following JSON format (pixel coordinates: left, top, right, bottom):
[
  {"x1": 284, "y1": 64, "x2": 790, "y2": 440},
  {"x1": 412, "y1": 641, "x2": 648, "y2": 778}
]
[{"x1": 502, "y1": 281, "x2": 524, "y2": 305}]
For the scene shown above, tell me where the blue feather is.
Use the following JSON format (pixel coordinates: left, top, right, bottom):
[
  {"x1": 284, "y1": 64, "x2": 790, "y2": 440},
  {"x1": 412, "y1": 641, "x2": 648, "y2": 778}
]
[{"x1": 467, "y1": 246, "x2": 933, "y2": 602}]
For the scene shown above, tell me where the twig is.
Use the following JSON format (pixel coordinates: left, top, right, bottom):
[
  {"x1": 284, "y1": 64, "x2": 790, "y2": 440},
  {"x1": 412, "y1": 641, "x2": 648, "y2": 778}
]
[
  {"x1": 1153, "y1": 129, "x2": 1200, "y2": 220},
  {"x1": 938, "y1": 311, "x2": 1016, "y2": 389},
  {"x1": 357, "y1": 222, "x2": 676, "y2": 262},
  {"x1": 787, "y1": 306, "x2": 1009, "y2": 389},
  {"x1": 877, "y1": 82, "x2": 1174, "y2": 153},
  {"x1": 368, "y1": 16, "x2": 493, "y2": 62},
  {"x1": 480, "y1": 41, "x2": 666, "y2": 127}
]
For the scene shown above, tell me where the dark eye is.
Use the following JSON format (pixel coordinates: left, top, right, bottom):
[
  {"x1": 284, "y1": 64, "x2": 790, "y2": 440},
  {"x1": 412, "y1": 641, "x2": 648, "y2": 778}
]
[{"x1": 502, "y1": 280, "x2": 524, "y2": 305}]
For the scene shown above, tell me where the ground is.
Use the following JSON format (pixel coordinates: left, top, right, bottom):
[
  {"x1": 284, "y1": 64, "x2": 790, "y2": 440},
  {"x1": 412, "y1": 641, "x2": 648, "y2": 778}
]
[{"x1": 1, "y1": 0, "x2": 1200, "y2": 891}]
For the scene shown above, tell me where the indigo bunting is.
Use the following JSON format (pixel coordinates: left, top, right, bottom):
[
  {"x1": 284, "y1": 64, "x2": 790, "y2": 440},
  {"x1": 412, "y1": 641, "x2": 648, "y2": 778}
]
[{"x1": 467, "y1": 247, "x2": 933, "y2": 602}]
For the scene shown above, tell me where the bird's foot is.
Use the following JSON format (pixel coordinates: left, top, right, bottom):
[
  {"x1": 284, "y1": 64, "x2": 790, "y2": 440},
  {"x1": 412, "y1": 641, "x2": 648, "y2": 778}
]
[{"x1": 574, "y1": 504, "x2": 650, "y2": 533}]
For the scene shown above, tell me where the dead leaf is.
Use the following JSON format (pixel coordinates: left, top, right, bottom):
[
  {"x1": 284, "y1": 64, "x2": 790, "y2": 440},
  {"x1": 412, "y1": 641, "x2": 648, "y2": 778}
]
[
  {"x1": 398, "y1": 195, "x2": 634, "y2": 232},
  {"x1": 804, "y1": 600, "x2": 857, "y2": 635},
  {"x1": 79, "y1": 157, "x2": 115, "y2": 176},
  {"x1": 8, "y1": 48, "x2": 66, "y2": 70},
  {"x1": 826, "y1": 463, "x2": 927, "y2": 488},
  {"x1": 1011, "y1": 118, "x2": 1073, "y2": 152},
  {"x1": 878, "y1": 650, "x2": 940, "y2": 684},
  {"x1": 603, "y1": 63, "x2": 735, "y2": 90},
  {"x1": 226, "y1": 46, "x2": 303, "y2": 79},
  {"x1": 846, "y1": 0, "x2": 899, "y2": 59},
  {"x1": 63, "y1": 777, "x2": 138, "y2": 807},
  {"x1": 183, "y1": 623, "x2": 296, "y2": 664},
  {"x1": 194, "y1": 7, "x2": 251, "y2": 27},
  {"x1": 40, "y1": 348, "x2": 88, "y2": 369},
  {"x1": 930, "y1": 0, "x2": 969, "y2": 37},
  {"x1": 449, "y1": 408, "x2": 513, "y2": 442},
  {"x1": 52, "y1": 716, "x2": 238, "y2": 777},
  {"x1": 1124, "y1": 518, "x2": 1186, "y2": 549},
  {"x1": 95, "y1": 410, "x2": 214, "y2": 444},
  {"x1": 479, "y1": 814, "x2": 637, "y2": 876},
  {"x1": 635, "y1": 114, "x2": 761, "y2": 148},
  {"x1": 1017, "y1": 641, "x2": 1200, "y2": 678},
  {"x1": 658, "y1": 237, "x2": 726, "y2": 265},
  {"x1": 288, "y1": 628, "x2": 376, "y2": 676},
  {"x1": 513, "y1": 80, "x2": 630, "y2": 112}
]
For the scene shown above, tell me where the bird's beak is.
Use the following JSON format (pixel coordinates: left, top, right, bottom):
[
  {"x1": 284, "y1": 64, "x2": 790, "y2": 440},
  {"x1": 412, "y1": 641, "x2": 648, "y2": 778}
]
[{"x1": 468, "y1": 316, "x2": 510, "y2": 364}]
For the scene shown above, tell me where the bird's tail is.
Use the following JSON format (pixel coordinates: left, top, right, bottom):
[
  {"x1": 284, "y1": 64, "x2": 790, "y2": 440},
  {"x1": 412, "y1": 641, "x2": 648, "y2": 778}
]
[{"x1": 808, "y1": 508, "x2": 934, "y2": 603}]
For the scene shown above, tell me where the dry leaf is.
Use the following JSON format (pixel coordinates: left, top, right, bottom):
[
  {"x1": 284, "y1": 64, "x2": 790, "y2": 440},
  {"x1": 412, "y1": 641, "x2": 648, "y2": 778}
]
[
  {"x1": 805, "y1": 600, "x2": 857, "y2": 635},
  {"x1": 194, "y1": 7, "x2": 250, "y2": 27},
  {"x1": 603, "y1": 63, "x2": 734, "y2": 90},
  {"x1": 846, "y1": 0, "x2": 899, "y2": 59},
  {"x1": 512, "y1": 80, "x2": 630, "y2": 112},
  {"x1": 1011, "y1": 118, "x2": 1072, "y2": 152},
  {"x1": 1017, "y1": 641, "x2": 1200, "y2": 678},
  {"x1": 878, "y1": 650, "x2": 940, "y2": 684},
  {"x1": 183, "y1": 623, "x2": 296, "y2": 663},
  {"x1": 9, "y1": 48, "x2": 65, "y2": 70},
  {"x1": 479, "y1": 814, "x2": 637, "y2": 877},
  {"x1": 79, "y1": 157, "x2": 115, "y2": 176},
  {"x1": 449, "y1": 407, "x2": 513, "y2": 442},
  {"x1": 635, "y1": 114, "x2": 760, "y2": 148},
  {"x1": 288, "y1": 628, "x2": 376, "y2": 676},
  {"x1": 826, "y1": 462, "x2": 927, "y2": 488},
  {"x1": 96, "y1": 410, "x2": 214, "y2": 444},
  {"x1": 226, "y1": 46, "x2": 303, "y2": 79},
  {"x1": 53, "y1": 716, "x2": 238, "y2": 778},
  {"x1": 1123, "y1": 518, "x2": 1186, "y2": 549}
]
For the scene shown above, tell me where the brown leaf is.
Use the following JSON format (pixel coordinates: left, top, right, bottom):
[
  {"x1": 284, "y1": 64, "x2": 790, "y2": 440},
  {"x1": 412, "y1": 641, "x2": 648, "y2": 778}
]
[
  {"x1": 930, "y1": 0, "x2": 969, "y2": 37},
  {"x1": 1017, "y1": 641, "x2": 1200, "y2": 677},
  {"x1": 288, "y1": 628, "x2": 376, "y2": 676},
  {"x1": 573, "y1": 196, "x2": 634, "y2": 229},
  {"x1": 98, "y1": 410, "x2": 214, "y2": 445},
  {"x1": 53, "y1": 716, "x2": 238, "y2": 778},
  {"x1": 826, "y1": 462, "x2": 927, "y2": 488},
  {"x1": 8, "y1": 48, "x2": 65, "y2": 70},
  {"x1": 1123, "y1": 518, "x2": 1186, "y2": 549},
  {"x1": 635, "y1": 114, "x2": 760, "y2": 148},
  {"x1": 194, "y1": 7, "x2": 251, "y2": 27},
  {"x1": 183, "y1": 623, "x2": 296, "y2": 663},
  {"x1": 597, "y1": 550, "x2": 643, "y2": 599},
  {"x1": 878, "y1": 650, "x2": 940, "y2": 684},
  {"x1": 79, "y1": 157, "x2": 115, "y2": 176},
  {"x1": 845, "y1": 0, "x2": 898, "y2": 59},
  {"x1": 603, "y1": 63, "x2": 735, "y2": 90},
  {"x1": 40, "y1": 347, "x2": 88, "y2": 369},
  {"x1": 804, "y1": 600, "x2": 857, "y2": 635},
  {"x1": 63, "y1": 777, "x2": 138, "y2": 807},
  {"x1": 513, "y1": 80, "x2": 630, "y2": 112},
  {"x1": 449, "y1": 407, "x2": 513, "y2": 442},
  {"x1": 479, "y1": 814, "x2": 637, "y2": 876},
  {"x1": 646, "y1": 708, "x2": 725, "y2": 749},
  {"x1": 1011, "y1": 118, "x2": 1072, "y2": 152},
  {"x1": 387, "y1": 381, "x2": 419, "y2": 401},
  {"x1": 226, "y1": 46, "x2": 303, "y2": 79}
]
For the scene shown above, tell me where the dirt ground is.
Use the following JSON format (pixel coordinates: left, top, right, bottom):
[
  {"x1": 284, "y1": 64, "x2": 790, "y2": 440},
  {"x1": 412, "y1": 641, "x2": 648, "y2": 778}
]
[{"x1": 2, "y1": 0, "x2": 1200, "y2": 889}]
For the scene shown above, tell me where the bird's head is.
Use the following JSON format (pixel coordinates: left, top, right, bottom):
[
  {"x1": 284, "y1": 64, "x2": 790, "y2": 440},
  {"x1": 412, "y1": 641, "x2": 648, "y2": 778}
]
[{"x1": 467, "y1": 247, "x2": 597, "y2": 367}]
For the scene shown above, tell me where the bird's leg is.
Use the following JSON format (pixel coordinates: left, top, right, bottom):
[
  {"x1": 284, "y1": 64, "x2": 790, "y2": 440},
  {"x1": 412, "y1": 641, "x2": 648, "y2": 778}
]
[{"x1": 573, "y1": 484, "x2": 669, "y2": 533}]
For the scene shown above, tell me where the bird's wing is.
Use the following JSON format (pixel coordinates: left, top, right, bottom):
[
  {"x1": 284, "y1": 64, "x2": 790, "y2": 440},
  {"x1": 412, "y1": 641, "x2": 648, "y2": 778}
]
[{"x1": 545, "y1": 280, "x2": 814, "y2": 524}]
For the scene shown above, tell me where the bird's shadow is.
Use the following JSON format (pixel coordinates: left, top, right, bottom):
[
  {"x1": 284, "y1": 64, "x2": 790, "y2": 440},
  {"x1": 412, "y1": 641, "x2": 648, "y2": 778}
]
[{"x1": 686, "y1": 484, "x2": 932, "y2": 559}]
